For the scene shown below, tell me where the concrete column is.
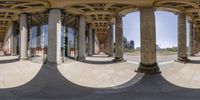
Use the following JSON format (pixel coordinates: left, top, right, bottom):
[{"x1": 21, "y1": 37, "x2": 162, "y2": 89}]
[
  {"x1": 47, "y1": 9, "x2": 62, "y2": 65},
  {"x1": 177, "y1": 13, "x2": 189, "y2": 62},
  {"x1": 105, "y1": 34, "x2": 108, "y2": 54},
  {"x1": 194, "y1": 28, "x2": 199, "y2": 54},
  {"x1": 136, "y1": 7, "x2": 160, "y2": 74},
  {"x1": 114, "y1": 15, "x2": 124, "y2": 62},
  {"x1": 189, "y1": 22, "x2": 195, "y2": 56},
  {"x1": 11, "y1": 22, "x2": 18, "y2": 56},
  {"x1": 195, "y1": 30, "x2": 200, "y2": 53},
  {"x1": 88, "y1": 24, "x2": 93, "y2": 56},
  {"x1": 37, "y1": 26, "x2": 41, "y2": 48},
  {"x1": 92, "y1": 29, "x2": 95, "y2": 54},
  {"x1": 20, "y1": 14, "x2": 28, "y2": 60},
  {"x1": 108, "y1": 23, "x2": 114, "y2": 56},
  {"x1": 35, "y1": 26, "x2": 41, "y2": 56},
  {"x1": 78, "y1": 16, "x2": 86, "y2": 61}
]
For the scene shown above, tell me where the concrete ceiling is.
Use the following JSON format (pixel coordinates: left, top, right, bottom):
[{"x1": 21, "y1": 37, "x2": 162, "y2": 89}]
[{"x1": 0, "y1": 0, "x2": 200, "y2": 42}]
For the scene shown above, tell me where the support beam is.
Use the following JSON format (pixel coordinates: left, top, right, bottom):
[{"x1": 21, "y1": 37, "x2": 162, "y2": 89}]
[
  {"x1": 177, "y1": 13, "x2": 189, "y2": 62},
  {"x1": 113, "y1": 15, "x2": 124, "y2": 62},
  {"x1": 47, "y1": 9, "x2": 62, "y2": 65},
  {"x1": 136, "y1": 7, "x2": 160, "y2": 74},
  {"x1": 78, "y1": 15, "x2": 86, "y2": 61},
  {"x1": 20, "y1": 14, "x2": 28, "y2": 60}
]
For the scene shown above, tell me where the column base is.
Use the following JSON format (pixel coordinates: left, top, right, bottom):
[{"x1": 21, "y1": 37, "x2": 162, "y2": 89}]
[
  {"x1": 20, "y1": 57, "x2": 28, "y2": 60},
  {"x1": 88, "y1": 54, "x2": 93, "y2": 57},
  {"x1": 108, "y1": 53, "x2": 114, "y2": 57},
  {"x1": 175, "y1": 57, "x2": 190, "y2": 63},
  {"x1": 108, "y1": 55, "x2": 113, "y2": 57},
  {"x1": 113, "y1": 57, "x2": 126, "y2": 63},
  {"x1": 135, "y1": 62, "x2": 161, "y2": 74},
  {"x1": 46, "y1": 61, "x2": 61, "y2": 69},
  {"x1": 11, "y1": 54, "x2": 18, "y2": 56},
  {"x1": 189, "y1": 54, "x2": 195, "y2": 56},
  {"x1": 77, "y1": 57, "x2": 85, "y2": 61}
]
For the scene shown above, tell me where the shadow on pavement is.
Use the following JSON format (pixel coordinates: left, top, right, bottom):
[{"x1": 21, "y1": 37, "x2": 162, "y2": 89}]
[
  {"x1": 81, "y1": 60, "x2": 115, "y2": 65},
  {"x1": 0, "y1": 57, "x2": 19, "y2": 64},
  {"x1": 0, "y1": 63, "x2": 200, "y2": 100},
  {"x1": 188, "y1": 60, "x2": 200, "y2": 64}
]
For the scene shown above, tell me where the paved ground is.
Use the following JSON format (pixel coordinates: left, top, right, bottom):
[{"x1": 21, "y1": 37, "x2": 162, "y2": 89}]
[
  {"x1": 59, "y1": 55, "x2": 140, "y2": 88},
  {"x1": 0, "y1": 56, "x2": 42, "y2": 88},
  {"x1": 124, "y1": 54, "x2": 177, "y2": 63},
  {"x1": 0, "y1": 55, "x2": 200, "y2": 100}
]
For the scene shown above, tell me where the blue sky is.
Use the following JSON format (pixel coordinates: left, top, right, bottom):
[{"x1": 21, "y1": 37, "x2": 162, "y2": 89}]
[{"x1": 123, "y1": 11, "x2": 189, "y2": 48}]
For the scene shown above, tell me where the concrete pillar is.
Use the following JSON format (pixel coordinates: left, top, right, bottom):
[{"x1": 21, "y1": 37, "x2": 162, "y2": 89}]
[
  {"x1": 47, "y1": 9, "x2": 62, "y2": 65},
  {"x1": 194, "y1": 28, "x2": 199, "y2": 54},
  {"x1": 177, "y1": 13, "x2": 189, "y2": 62},
  {"x1": 11, "y1": 22, "x2": 18, "y2": 56},
  {"x1": 37, "y1": 26, "x2": 41, "y2": 48},
  {"x1": 114, "y1": 15, "x2": 124, "y2": 62},
  {"x1": 92, "y1": 29, "x2": 95, "y2": 54},
  {"x1": 105, "y1": 33, "x2": 109, "y2": 54},
  {"x1": 108, "y1": 23, "x2": 114, "y2": 56},
  {"x1": 20, "y1": 14, "x2": 28, "y2": 60},
  {"x1": 35, "y1": 26, "x2": 41, "y2": 56},
  {"x1": 136, "y1": 7, "x2": 160, "y2": 74},
  {"x1": 189, "y1": 22, "x2": 195, "y2": 56},
  {"x1": 195, "y1": 30, "x2": 200, "y2": 53},
  {"x1": 88, "y1": 24, "x2": 93, "y2": 56},
  {"x1": 78, "y1": 16, "x2": 86, "y2": 61}
]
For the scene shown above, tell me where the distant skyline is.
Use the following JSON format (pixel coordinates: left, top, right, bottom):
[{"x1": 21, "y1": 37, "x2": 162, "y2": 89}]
[{"x1": 123, "y1": 11, "x2": 190, "y2": 48}]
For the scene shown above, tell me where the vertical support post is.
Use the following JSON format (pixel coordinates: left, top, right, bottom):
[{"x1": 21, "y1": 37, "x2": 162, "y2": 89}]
[
  {"x1": 114, "y1": 15, "x2": 124, "y2": 62},
  {"x1": 78, "y1": 15, "x2": 86, "y2": 61},
  {"x1": 88, "y1": 24, "x2": 93, "y2": 56},
  {"x1": 108, "y1": 23, "x2": 114, "y2": 57},
  {"x1": 47, "y1": 9, "x2": 62, "y2": 65},
  {"x1": 177, "y1": 13, "x2": 189, "y2": 62},
  {"x1": 136, "y1": 7, "x2": 160, "y2": 74},
  {"x1": 20, "y1": 14, "x2": 28, "y2": 60},
  {"x1": 189, "y1": 21, "x2": 195, "y2": 56}
]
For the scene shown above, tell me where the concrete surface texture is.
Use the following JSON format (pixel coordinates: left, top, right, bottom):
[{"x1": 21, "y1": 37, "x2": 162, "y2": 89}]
[{"x1": 0, "y1": 55, "x2": 200, "y2": 100}]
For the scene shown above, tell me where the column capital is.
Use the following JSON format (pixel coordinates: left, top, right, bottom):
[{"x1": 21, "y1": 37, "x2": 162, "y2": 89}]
[
  {"x1": 114, "y1": 13, "x2": 124, "y2": 18},
  {"x1": 187, "y1": 20, "x2": 194, "y2": 24},
  {"x1": 20, "y1": 13, "x2": 28, "y2": 15},
  {"x1": 109, "y1": 22, "x2": 114, "y2": 25},
  {"x1": 48, "y1": 8, "x2": 63, "y2": 12},
  {"x1": 139, "y1": 6, "x2": 156, "y2": 11},
  {"x1": 175, "y1": 12, "x2": 186, "y2": 16}
]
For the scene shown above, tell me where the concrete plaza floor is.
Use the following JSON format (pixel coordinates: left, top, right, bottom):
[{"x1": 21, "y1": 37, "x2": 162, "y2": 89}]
[{"x1": 0, "y1": 55, "x2": 200, "y2": 100}]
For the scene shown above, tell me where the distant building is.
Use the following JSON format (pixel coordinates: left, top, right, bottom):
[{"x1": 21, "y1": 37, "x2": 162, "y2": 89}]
[
  {"x1": 123, "y1": 37, "x2": 135, "y2": 49},
  {"x1": 123, "y1": 36, "x2": 129, "y2": 48},
  {"x1": 156, "y1": 44, "x2": 162, "y2": 51},
  {"x1": 130, "y1": 40, "x2": 135, "y2": 49}
]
